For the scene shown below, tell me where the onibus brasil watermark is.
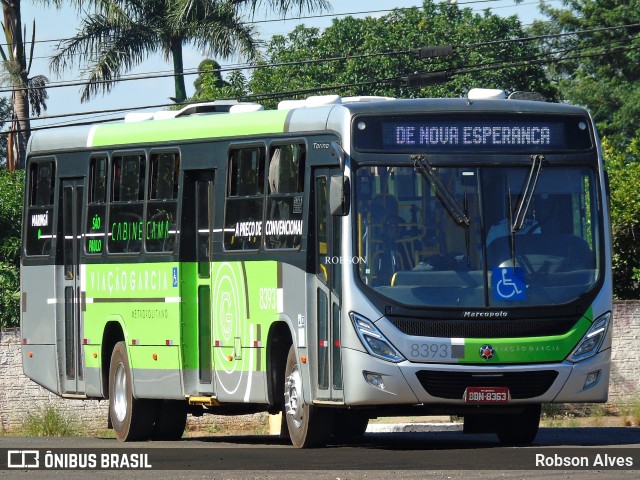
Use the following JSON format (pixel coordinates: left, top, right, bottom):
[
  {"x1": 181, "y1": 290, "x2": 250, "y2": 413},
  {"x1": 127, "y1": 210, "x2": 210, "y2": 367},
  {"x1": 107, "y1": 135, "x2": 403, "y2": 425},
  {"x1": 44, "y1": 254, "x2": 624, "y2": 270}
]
[{"x1": 6, "y1": 450, "x2": 152, "y2": 470}]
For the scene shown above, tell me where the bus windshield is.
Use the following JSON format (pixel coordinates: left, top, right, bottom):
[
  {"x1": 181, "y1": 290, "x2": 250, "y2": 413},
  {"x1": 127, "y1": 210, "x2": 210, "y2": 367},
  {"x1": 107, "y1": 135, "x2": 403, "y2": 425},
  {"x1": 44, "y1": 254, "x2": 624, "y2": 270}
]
[{"x1": 354, "y1": 163, "x2": 600, "y2": 307}]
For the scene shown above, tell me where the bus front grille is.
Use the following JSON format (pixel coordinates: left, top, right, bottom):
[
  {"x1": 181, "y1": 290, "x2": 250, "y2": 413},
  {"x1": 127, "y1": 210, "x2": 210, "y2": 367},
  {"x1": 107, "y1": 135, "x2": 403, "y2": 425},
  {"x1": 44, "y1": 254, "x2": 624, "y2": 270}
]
[
  {"x1": 415, "y1": 370, "x2": 559, "y2": 400},
  {"x1": 389, "y1": 318, "x2": 576, "y2": 338}
]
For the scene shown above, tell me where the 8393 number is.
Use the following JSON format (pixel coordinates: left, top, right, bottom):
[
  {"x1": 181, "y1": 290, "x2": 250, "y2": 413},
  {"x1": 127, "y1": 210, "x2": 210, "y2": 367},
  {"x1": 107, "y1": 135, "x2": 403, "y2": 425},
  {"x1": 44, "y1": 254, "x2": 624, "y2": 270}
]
[{"x1": 410, "y1": 342, "x2": 450, "y2": 359}]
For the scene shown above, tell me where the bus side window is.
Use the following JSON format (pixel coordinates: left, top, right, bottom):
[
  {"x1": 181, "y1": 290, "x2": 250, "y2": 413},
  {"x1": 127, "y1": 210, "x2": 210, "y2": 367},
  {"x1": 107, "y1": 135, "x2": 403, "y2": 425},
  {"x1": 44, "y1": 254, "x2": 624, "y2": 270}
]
[
  {"x1": 149, "y1": 151, "x2": 179, "y2": 201},
  {"x1": 85, "y1": 156, "x2": 107, "y2": 255},
  {"x1": 25, "y1": 159, "x2": 56, "y2": 256},
  {"x1": 146, "y1": 152, "x2": 179, "y2": 253},
  {"x1": 108, "y1": 154, "x2": 145, "y2": 254},
  {"x1": 34, "y1": 162, "x2": 54, "y2": 206},
  {"x1": 224, "y1": 147, "x2": 265, "y2": 251},
  {"x1": 120, "y1": 155, "x2": 143, "y2": 202},
  {"x1": 266, "y1": 144, "x2": 305, "y2": 250}
]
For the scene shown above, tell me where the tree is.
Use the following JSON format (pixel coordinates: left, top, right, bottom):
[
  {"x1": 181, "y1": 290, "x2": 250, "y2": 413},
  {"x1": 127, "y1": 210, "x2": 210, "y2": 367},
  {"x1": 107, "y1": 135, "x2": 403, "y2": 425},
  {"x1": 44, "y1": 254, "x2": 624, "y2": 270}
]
[
  {"x1": 190, "y1": 59, "x2": 249, "y2": 101},
  {"x1": 248, "y1": 1, "x2": 558, "y2": 108},
  {"x1": 51, "y1": 0, "x2": 331, "y2": 104},
  {"x1": 0, "y1": 167, "x2": 24, "y2": 327},
  {"x1": 530, "y1": 0, "x2": 640, "y2": 297},
  {"x1": 602, "y1": 136, "x2": 640, "y2": 298},
  {"x1": 530, "y1": 0, "x2": 640, "y2": 146},
  {"x1": 193, "y1": 59, "x2": 227, "y2": 97},
  {"x1": 1, "y1": 1, "x2": 48, "y2": 169}
]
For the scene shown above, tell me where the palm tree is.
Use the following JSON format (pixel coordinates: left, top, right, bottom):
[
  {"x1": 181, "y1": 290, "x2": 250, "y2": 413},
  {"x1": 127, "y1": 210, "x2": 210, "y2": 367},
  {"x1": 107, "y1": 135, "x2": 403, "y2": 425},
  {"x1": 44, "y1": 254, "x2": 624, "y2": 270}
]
[
  {"x1": 51, "y1": 0, "x2": 331, "y2": 104},
  {"x1": 1, "y1": 1, "x2": 48, "y2": 170}
]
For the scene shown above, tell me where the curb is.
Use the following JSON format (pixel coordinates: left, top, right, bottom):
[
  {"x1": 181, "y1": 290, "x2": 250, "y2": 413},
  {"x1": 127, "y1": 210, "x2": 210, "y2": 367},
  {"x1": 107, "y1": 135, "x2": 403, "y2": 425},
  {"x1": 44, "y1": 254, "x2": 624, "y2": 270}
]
[{"x1": 366, "y1": 422, "x2": 463, "y2": 433}]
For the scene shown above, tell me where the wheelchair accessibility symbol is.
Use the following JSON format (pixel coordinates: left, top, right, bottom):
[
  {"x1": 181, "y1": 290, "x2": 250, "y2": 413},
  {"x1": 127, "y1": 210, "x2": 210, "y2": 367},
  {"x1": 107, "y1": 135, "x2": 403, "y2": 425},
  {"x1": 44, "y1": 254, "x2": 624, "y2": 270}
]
[{"x1": 492, "y1": 267, "x2": 526, "y2": 301}]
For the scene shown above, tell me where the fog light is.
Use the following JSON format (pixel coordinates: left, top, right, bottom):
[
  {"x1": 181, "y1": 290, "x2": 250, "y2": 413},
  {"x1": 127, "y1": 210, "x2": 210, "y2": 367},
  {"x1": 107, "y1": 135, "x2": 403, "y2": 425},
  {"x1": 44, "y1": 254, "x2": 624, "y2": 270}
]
[
  {"x1": 364, "y1": 371, "x2": 385, "y2": 390},
  {"x1": 584, "y1": 370, "x2": 600, "y2": 389}
]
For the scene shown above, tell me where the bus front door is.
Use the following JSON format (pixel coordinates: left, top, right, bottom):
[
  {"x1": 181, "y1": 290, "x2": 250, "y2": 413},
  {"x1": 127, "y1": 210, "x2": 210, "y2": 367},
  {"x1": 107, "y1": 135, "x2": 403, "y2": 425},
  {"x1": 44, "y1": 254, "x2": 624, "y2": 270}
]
[
  {"x1": 313, "y1": 170, "x2": 344, "y2": 402},
  {"x1": 58, "y1": 178, "x2": 86, "y2": 395}
]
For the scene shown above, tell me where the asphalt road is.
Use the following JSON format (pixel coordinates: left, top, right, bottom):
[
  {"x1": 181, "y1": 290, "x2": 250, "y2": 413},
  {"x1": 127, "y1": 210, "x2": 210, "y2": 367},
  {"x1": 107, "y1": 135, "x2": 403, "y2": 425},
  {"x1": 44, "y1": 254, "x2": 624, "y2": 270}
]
[{"x1": 1, "y1": 427, "x2": 639, "y2": 479}]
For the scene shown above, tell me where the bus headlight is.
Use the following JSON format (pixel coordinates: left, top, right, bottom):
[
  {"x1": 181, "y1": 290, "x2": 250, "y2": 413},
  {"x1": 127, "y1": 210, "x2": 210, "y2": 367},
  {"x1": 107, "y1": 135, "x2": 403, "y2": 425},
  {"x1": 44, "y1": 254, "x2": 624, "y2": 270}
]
[
  {"x1": 350, "y1": 312, "x2": 405, "y2": 363},
  {"x1": 569, "y1": 312, "x2": 611, "y2": 362}
]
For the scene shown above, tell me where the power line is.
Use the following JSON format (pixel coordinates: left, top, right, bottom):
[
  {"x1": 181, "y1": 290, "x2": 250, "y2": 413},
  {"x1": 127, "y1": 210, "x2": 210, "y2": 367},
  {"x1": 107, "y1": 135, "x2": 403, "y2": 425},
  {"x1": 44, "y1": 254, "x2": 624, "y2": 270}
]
[
  {"x1": 3, "y1": 1, "x2": 507, "y2": 48},
  {"x1": 18, "y1": 35, "x2": 638, "y2": 131},
  {"x1": 462, "y1": 22, "x2": 640, "y2": 50},
  {"x1": 248, "y1": 0, "x2": 509, "y2": 25},
  {"x1": 234, "y1": 44, "x2": 640, "y2": 103},
  {"x1": 1, "y1": 2, "x2": 597, "y2": 92},
  {"x1": 17, "y1": 0, "x2": 572, "y2": 79},
  {"x1": 22, "y1": 1, "x2": 548, "y2": 62},
  {"x1": 8, "y1": 39, "x2": 636, "y2": 136},
  {"x1": 3, "y1": 20, "x2": 639, "y2": 96}
]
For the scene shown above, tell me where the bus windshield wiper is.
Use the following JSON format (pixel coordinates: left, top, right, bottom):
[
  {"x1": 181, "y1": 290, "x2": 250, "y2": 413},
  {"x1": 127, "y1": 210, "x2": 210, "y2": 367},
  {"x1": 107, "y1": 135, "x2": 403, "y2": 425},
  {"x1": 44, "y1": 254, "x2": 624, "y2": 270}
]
[
  {"x1": 412, "y1": 154, "x2": 470, "y2": 226},
  {"x1": 511, "y1": 154, "x2": 544, "y2": 233}
]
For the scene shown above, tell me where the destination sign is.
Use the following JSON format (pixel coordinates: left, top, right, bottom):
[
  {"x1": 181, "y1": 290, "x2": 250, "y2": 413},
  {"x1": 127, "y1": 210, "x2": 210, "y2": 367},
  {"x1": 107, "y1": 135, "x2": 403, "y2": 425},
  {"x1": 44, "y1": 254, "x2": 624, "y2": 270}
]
[{"x1": 353, "y1": 114, "x2": 593, "y2": 153}]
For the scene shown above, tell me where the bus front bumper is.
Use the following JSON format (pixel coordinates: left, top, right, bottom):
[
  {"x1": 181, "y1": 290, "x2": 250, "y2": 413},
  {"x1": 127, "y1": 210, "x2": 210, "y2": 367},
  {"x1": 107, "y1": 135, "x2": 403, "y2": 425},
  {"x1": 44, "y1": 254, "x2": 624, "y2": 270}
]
[{"x1": 340, "y1": 347, "x2": 611, "y2": 406}]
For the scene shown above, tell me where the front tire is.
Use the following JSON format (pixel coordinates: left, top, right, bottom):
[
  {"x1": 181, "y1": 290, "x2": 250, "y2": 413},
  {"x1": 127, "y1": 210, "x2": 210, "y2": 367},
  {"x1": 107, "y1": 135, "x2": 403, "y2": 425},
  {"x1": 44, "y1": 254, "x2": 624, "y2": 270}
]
[
  {"x1": 283, "y1": 345, "x2": 332, "y2": 447},
  {"x1": 108, "y1": 341, "x2": 156, "y2": 441}
]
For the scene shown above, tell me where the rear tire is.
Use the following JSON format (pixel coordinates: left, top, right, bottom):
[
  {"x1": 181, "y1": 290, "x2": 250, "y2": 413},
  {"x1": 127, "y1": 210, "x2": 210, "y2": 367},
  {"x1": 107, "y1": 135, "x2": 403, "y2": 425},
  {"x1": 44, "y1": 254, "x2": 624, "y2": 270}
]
[
  {"x1": 151, "y1": 400, "x2": 188, "y2": 440},
  {"x1": 108, "y1": 341, "x2": 156, "y2": 441},
  {"x1": 496, "y1": 404, "x2": 541, "y2": 446},
  {"x1": 283, "y1": 345, "x2": 332, "y2": 447}
]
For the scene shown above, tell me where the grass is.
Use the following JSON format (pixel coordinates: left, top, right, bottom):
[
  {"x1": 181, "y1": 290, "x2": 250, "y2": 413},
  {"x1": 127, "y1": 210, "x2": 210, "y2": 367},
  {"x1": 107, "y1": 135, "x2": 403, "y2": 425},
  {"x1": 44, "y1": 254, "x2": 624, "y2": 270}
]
[
  {"x1": 205, "y1": 418, "x2": 270, "y2": 436},
  {"x1": 541, "y1": 403, "x2": 574, "y2": 427},
  {"x1": 618, "y1": 397, "x2": 640, "y2": 427},
  {"x1": 589, "y1": 403, "x2": 608, "y2": 426},
  {"x1": 2, "y1": 401, "x2": 638, "y2": 438},
  {"x1": 540, "y1": 401, "x2": 640, "y2": 428},
  {"x1": 18, "y1": 404, "x2": 82, "y2": 437},
  {"x1": 186, "y1": 415, "x2": 271, "y2": 438},
  {"x1": 97, "y1": 428, "x2": 116, "y2": 439}
]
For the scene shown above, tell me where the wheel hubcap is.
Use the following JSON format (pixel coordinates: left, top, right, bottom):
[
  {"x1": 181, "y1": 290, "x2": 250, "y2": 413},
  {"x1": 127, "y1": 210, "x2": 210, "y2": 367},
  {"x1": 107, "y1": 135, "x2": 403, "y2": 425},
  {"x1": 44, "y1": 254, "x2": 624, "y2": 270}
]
[
  {"x1": 113, "y1": 362, "x2": 128, "y2": 423},
  {"x1": 284, "y1": 364, "x2": 303, "y2": 429}
]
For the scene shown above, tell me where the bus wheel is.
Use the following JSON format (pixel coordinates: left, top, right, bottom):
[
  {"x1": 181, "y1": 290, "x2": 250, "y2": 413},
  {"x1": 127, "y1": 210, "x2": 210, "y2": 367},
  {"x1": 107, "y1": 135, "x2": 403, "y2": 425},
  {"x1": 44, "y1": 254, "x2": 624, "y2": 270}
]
[
  {"x1": 283, "y1": 345, "x2": 332, "y2": 448},
  {"x1": 152, "y1": 400, "x2": 188, "y2": 440},
  {"x1": 496, "y1": 404, "x2": 541, "y2": 446},
  {"x1": 108, "y1": 341, "x2": 156, "y2": 441}
]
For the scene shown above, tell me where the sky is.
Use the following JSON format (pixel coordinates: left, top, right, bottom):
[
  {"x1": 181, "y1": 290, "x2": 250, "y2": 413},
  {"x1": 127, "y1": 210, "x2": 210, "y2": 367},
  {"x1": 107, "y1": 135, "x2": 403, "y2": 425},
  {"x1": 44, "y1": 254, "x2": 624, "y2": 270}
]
[{"x1": 18, "y1": 0, "x2": 553, "y2": 131}]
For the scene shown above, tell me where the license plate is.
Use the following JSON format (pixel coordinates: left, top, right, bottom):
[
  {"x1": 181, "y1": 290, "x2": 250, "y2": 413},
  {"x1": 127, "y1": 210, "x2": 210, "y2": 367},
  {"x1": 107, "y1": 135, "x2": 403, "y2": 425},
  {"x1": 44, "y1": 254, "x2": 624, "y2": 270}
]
[{"x1": 464, "y1": 386, "x2": 510, "y2": 403}]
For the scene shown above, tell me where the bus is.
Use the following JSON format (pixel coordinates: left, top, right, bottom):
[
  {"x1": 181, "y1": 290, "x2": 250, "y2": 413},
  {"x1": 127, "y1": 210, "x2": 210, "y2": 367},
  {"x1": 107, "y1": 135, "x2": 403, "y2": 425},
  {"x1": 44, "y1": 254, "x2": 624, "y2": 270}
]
[{"x1": 21, "y1": 89, "x2": 612, "y2": 447}]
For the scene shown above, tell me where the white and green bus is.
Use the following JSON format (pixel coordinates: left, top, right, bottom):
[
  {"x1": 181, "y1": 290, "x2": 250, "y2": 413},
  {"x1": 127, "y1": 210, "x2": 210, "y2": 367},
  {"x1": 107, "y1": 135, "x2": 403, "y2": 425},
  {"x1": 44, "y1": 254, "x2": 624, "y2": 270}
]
[{"x1": 21, "y1": 90, "x2": 612, "y2": 447}]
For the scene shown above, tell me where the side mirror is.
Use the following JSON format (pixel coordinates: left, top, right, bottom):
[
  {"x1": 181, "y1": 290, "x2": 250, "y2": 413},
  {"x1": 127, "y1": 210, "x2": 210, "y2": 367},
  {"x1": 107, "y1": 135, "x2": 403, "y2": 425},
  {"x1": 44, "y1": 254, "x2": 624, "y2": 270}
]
[{"x1": 330, "y1": 175, "x2": 349, "y2": 216}]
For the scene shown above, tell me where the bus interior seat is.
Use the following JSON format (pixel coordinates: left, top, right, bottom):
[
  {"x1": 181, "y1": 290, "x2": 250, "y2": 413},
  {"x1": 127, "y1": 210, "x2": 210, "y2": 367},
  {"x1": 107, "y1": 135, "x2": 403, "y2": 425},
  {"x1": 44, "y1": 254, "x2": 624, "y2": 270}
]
[{"x1": 486, "y1": 234, "x2": 595, "y2": 273}]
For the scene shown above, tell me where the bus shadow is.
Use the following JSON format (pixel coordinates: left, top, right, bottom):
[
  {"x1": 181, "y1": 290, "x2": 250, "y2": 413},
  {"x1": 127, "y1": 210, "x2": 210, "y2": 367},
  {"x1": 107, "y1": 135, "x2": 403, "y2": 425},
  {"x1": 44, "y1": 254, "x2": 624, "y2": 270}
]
[
  {"x1": 182, "y1": 427, "x2": 640, "y2": 449},
  {"x1": 183, "y1": 434, "x2": 289, "y2": 446},
  {"x1": 352, "y1": 427, "x2": 640, "y2": 450},
  {"x1": 534, "y1": 426, "x2": 640, "y2": 447}
]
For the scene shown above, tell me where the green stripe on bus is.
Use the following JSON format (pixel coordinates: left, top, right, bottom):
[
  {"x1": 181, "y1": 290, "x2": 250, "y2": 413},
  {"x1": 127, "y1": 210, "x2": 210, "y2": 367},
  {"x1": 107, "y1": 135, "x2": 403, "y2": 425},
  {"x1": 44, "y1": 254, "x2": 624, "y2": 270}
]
[
  {"x1": 458, "y1": 308, "x2": 593, "y2": 364},
  {"x1": 88, "y1": 110, "x2": 290, "y2": 147},
  {"x1": 83, "y1": 260, "x2": 279, "y2": 372}
]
